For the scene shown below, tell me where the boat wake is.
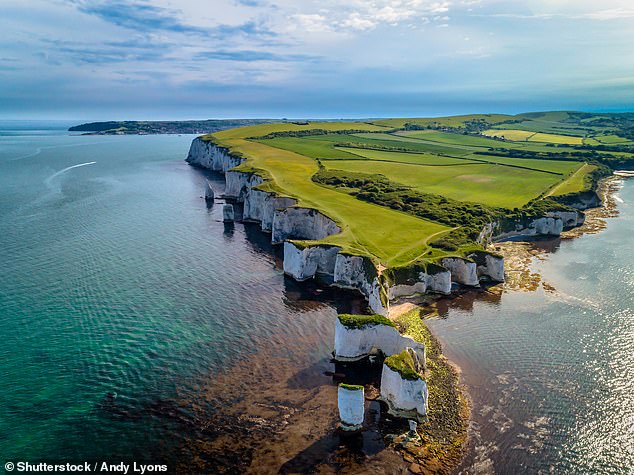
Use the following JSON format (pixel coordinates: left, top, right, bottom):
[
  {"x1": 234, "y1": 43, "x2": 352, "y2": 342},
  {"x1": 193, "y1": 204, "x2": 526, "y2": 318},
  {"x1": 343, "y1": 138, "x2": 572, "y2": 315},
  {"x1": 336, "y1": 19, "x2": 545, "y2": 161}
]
[{"x1": 45, "y1": 161, "x2": 97, "y2": 188}]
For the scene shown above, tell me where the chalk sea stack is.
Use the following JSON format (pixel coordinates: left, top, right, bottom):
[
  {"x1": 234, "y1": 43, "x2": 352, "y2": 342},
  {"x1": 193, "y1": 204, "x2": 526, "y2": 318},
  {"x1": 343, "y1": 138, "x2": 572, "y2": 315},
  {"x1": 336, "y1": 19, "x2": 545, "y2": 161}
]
[
  {"x1": 204, "y1": 182, "x2": 214, "y2": 201},
  {"x1": 223, "y1": 204, "x2": 235, "y2": 222},
  {"x1": 337, "y1": 383, "x2": 364, "y2": 431}
]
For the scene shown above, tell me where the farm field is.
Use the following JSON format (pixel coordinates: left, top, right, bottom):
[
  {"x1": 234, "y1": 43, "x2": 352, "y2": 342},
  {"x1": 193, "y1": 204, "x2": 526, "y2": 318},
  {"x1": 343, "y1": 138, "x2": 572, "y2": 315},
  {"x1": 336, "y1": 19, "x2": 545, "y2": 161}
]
[
  {"x1": 484, "y1": 129, "x2": 584, "y2": 145},
  {"x1": 333, "y1": 147, "x2": 472, "y2": 166},
  {"x1": 467, "y1": 155, "x2": 583, "y2": 175},
  {"x1": 211, "y1": 122, "x2": 451, "y2": 266},
  {"x1": 591, "y1": 134, "x2": 634, "y2": 145},
  {"x1": 371, "y1": 113, "x2": 513, "y2": 129},
  {"x1": 548, "y1": 163, "x2": 598, "y2": 196},
  {"x1": 321, "y1": 159, "x2": 563, "y2": 208},
  {"x1": 204, "y1": 111, "x2": 632, "y2": 266}
]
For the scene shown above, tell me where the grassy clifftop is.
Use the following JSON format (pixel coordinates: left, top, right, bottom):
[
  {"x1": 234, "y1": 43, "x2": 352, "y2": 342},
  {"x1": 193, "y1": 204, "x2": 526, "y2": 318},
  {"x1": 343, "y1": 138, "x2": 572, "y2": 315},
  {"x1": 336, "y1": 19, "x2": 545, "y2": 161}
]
[{"x1": 202, "y1": 112, "x2": 634, "y2": 268}]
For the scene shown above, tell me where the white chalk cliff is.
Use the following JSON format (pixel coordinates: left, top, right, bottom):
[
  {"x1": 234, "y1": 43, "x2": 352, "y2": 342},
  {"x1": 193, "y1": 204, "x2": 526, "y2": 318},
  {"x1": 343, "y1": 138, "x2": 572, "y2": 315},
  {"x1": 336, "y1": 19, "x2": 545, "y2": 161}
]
[
  {"x1": 380, "y1": 352, "x2": 428, "y2": 419},
  {"x1": 337, "y1": 385, "x2": 365, "y2": 429},
  {"x1": 333, "y1": 317, "x2": 426, "y2": 364},
  {"x1": 441, "y1": 257, "x2": 479, "y2": 287},
  {"x1": 184, "y1": 136, "x2": 595, "y2": 316},
  {"x1": 272, "y1": 207, "x2": 341, "y2": 244},
  {"x1": 283, "y1": 243, "x2": 340, "y2": 281}
]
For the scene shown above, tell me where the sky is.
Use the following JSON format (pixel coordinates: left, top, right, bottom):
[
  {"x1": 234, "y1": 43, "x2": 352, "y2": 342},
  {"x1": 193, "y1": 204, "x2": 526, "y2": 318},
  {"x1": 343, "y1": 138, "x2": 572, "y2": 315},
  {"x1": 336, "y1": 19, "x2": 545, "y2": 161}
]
[{"x1": 1, "y1": 0, "x2": 634, "y2": 120}]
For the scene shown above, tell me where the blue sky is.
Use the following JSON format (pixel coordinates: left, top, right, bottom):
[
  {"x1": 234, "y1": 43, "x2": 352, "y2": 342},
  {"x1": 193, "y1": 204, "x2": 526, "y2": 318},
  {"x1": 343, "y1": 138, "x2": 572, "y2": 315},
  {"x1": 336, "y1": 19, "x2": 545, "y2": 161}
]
[{"x1": 1, "y1": 0, "x2": 633, "y2": 120}]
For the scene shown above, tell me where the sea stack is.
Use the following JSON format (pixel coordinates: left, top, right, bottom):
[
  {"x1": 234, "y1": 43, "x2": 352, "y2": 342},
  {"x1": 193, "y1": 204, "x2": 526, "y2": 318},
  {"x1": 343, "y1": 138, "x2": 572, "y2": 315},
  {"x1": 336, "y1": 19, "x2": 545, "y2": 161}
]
[
  {"x1": 223, "y1": 204, "x2": 235, "y2": 222},
  {"x1": 380, "y1": 348, "x2": 428, "y2": 419},
  {"x1": 338, "y1": 383, "x2": 365, "y2": 431},
  {"x1": 204, "y1": 182, "x2": 214, "y2": 202}
]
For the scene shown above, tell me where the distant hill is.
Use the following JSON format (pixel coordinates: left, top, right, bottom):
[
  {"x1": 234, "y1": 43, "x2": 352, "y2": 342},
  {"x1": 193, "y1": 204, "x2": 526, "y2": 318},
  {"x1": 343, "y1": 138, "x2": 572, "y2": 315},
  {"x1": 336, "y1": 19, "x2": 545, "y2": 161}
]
[{"x1": 68, "y1": 119, "x2": 281, "y2": 135}]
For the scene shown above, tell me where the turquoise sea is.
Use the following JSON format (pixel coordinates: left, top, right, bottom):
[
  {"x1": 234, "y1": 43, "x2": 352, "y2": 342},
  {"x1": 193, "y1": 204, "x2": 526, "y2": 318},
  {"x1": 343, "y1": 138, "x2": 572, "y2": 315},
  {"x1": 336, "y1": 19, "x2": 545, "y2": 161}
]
[
  {"x1": 0, "y1": 122, "x2": 346, "y2": 467},
  {"x1": 1, "y1": 122, "x2": 632, "y2": 473}
]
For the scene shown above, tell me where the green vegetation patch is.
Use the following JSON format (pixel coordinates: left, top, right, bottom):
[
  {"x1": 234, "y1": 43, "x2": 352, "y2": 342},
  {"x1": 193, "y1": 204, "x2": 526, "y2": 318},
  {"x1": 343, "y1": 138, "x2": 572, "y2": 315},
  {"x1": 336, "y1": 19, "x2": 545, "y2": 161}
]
[
  {"x1": 548, "y1": 163, "x2": 599, "y2": 196},
  {"x1": 384, "y1": 350, "x2": 422, "y2": 381},
  {"x1": 212, "y1": 122, "x2": 451, "y2": 267},
  {"x1": 337, "y1": 313, "x2": 396, "y2": 330},
  {"x1": 339, "y1": 383, "x2": 364, "y2": 391},
  {"x1": 371, "y1": 114, "x2": 512, "y2": 130},
  {"x1": 393, "y1": 309, "x2": 469, "y2": 471},
  {"x1": 205, "y1": 113, "x2": 629, "y2": 271},
  {"x1": 321, "y1": 158, "x2": 562, "y2": 209},
  {"x1": 335, "y1": 147, "x2": 471, "y2": 166},
  {"x1": 313, "y1": 168, "x2": 498, "y2": 248},
  {"x1": 484, "y1": 129, "x2": 584, "y2": 145},
  {"x1": 383, "y1": 260, "x2": 448, "y2": 287}
]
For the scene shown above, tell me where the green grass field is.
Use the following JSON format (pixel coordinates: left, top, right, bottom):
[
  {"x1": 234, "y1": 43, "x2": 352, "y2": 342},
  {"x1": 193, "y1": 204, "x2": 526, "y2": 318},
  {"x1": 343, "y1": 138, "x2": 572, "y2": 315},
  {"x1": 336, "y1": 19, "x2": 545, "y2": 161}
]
[
  {"x1": 548, "y1": 164, "x2": 598, "y2": 196},
  {"x1": 202, "y1": 112, "x2": 626, "y2": 268},
  {"x1": 322, "y1": 159, "x2": 563, "y2": 208},
  {"x1": 592, "y1": 134, "x2": 634, "y2": 145},
  {"x1": 484, "y1": 129, "x2": 583, "y2": 145},
  {"x1": 472, "y1": 156, "x2": 581, "y2": 174},
  {"x1": 211, "y1": 122, "x2": 451, "y2": 266},
  {"x1": 530, "y1": 132, "x2": 584, "y2": 145},
  {"x1": 334, "y1": 147, "x2": 472, "y2": 166}
]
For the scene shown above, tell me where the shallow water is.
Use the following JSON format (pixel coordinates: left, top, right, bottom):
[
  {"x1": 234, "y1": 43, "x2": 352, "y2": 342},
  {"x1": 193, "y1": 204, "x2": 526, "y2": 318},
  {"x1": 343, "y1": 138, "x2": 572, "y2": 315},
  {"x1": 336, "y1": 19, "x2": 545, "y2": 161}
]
[
  {"x1": 0, "y1": 123, "x2": 354, "y2": 466},
  {"x1": 428, "y1": 179, "x2": 634, "y2": 474}
]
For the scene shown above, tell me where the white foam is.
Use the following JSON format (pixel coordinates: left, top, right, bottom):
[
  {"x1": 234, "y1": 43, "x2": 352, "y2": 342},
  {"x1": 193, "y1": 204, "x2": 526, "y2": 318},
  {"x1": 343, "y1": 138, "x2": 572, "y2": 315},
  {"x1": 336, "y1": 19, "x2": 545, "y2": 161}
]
[{"x1": 45, "y1": 161, "x2": 97, "y2": 188}]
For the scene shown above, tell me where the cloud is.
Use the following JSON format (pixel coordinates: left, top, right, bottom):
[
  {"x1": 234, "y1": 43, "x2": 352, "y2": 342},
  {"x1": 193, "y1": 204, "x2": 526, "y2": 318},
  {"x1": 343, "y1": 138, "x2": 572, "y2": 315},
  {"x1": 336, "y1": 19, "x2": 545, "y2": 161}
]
[
  {"x1": 73, "y1": 0, "x2": 275, "y2": 38},
  {"x1": 2, "y1": 0, "x2": 634, "y2": 118},
  {"x1": 580, "y1": 8, "x2": 634, "y2": 21},
  {"x1": 290, "y1": 13, "x2": 331, "y2": 33},
  {"x1": 74, "y1": 0, "x2": 208, "y2": 34},
  {"x1": 40, "y1": 38, "x2": 168, "y2": 65},
  {"x1": 282, "y1": 0, "x2": 455, "y2": 33},
  {"x1": 193, "y1": 50, "x2": 320, "y2": 62}
]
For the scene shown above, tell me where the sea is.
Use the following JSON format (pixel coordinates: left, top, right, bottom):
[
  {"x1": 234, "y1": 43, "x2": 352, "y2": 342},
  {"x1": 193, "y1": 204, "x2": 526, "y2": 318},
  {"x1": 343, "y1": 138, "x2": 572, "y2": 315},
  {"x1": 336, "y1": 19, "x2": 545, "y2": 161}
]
[{"x1": 0, "y1": 121, "x2": 632, "y2": 474}]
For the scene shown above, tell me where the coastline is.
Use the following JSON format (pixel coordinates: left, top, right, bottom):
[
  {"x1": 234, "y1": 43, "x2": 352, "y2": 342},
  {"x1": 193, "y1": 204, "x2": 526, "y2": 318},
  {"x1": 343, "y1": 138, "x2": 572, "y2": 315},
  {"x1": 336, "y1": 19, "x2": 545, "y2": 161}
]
[
  {"x1": 430, "y1": 173, "x2": 629, "y2": 473},
  {"x1": 184, "y1": 132, "x2": 629, "y2": 473},
  {"x1": 490, "y1": 173, "x2": 626, "y2": 295}
]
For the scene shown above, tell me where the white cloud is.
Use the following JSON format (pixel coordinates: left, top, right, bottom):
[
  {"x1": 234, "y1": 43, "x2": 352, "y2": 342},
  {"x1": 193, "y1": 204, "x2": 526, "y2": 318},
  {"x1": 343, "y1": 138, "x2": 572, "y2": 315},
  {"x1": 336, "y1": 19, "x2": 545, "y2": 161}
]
[
  {"x1": 290, "y1": 13, "x2": 332, "y2": 33},
  {"x1": 580, "y1": 8, "x2": 634, "y2": 21}
]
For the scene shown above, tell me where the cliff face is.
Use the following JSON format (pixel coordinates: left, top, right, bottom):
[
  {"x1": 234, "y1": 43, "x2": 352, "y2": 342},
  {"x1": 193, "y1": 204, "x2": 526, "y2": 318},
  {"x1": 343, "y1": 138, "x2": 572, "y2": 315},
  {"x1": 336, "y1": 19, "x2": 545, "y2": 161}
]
[
  {"x1": 440, "y1": 257, "x2": 479, "y2": 287},
  {"x1": 490, "y1": 208, "x2": 587, "y2": 241},
  {"x1": 380, "y1": 364, "x2": 428, "y2": 418},
  {"x1": 473, "y1": 252, "x2": 505, "y2": 282},
  {"x1": 552, "y1": 190, "x2": 602, "y2": 210},
  {"x1": 283, "y1": 243, "x2": 340, "y2": 281},
  {"x1": 333, "y1": 253, "x2": 389, "y2": 316},
  {"x1": 225, "y1": 171, "x2": 264, "y2": 201},
  {"x1": 272, "y1": 207, "x2": 341, "y2": 244},
  {"x1": 333, "y1": 318, "x2": 426, "y2": 363},
  {"x1": 386, "y1": 268, "x2": 452, "y2": 299},
  {"x1": 186, "y1": 137, "x2": 597, "y2": 316},
  {"x1": 186, "y1": 138, "x2": 242, "y2": 172}
]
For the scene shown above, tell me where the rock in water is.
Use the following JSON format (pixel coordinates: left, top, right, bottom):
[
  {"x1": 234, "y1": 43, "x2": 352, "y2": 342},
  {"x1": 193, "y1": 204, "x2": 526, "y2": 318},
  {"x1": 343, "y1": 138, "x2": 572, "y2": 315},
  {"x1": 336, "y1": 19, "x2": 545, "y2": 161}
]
[
  {"x1": 338, "y1": 384, "x2": 364, "y2": 430},
  {"x1": 223, "y1": 204, "x2": 235, "y2": 222},
  {"x1": 205, "y1": 182, "x2": 214, "y2": 201},
  {"x1": 380, "y1": 349, "x2": 428, "y2": 419}
]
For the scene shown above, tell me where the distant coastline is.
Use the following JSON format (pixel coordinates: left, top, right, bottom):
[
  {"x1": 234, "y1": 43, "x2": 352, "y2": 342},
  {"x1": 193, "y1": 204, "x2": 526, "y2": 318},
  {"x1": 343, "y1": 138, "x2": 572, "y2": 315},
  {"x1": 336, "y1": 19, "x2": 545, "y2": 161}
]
[
  {"x1": 68, "y1": 119, "x2": 279, "y2": 135},
  {"x1": 67, "y1": 118, "x2": 370, "y2": 136}
]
